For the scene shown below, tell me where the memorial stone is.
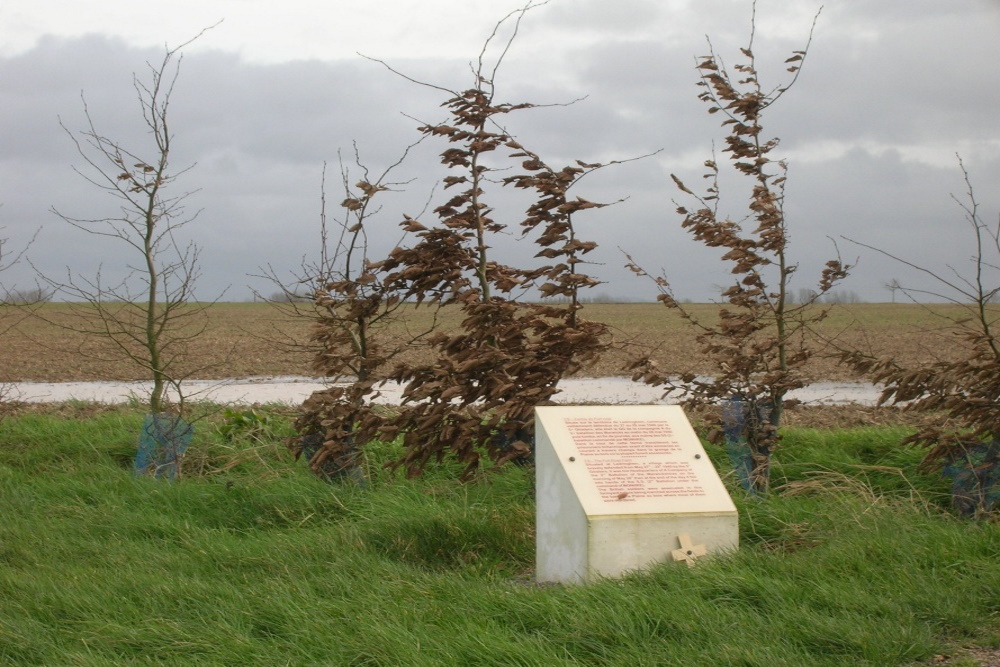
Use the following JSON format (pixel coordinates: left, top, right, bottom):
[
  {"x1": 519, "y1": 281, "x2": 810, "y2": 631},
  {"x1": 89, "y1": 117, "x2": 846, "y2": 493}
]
[{"x1": 535, "y1": 405, "x2": 738, "y2": 584}]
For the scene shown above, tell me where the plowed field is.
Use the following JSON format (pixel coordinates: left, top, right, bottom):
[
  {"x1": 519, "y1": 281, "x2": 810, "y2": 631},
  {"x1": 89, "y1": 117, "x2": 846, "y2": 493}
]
[{"x1": 0, "y1": 302, "x2": 979, "y2": 384}]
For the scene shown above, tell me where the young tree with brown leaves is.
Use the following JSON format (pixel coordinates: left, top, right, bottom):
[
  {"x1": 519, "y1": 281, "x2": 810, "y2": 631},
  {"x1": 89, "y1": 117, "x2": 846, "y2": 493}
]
[
  {"x1": 841, "y1": 157, "x2": 1000, "y2": 516},
  {"x1": 362, "y1": 4, "x2": 615, "y2": 479},
  {"x1": 628, "y1": 5, "x2": 848, "y2": 494},
  {"x1": 271, "y1": 146, "x2": 432, "y2": 481}
]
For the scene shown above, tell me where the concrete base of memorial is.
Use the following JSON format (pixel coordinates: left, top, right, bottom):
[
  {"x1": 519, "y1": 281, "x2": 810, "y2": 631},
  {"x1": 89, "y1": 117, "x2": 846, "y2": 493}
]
[{"x1": 535, "y1": 405, "x2": 739, "y2": 584}]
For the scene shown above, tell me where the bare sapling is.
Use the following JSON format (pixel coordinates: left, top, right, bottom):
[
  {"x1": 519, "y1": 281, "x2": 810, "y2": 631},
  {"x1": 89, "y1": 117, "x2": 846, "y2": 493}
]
[
  {"x1": 0, "y1": 225, "x2": 43, "y2": 413},
  {"x1": 627, "y1": 4, "x2": 848, "y2": 494},
  {"x1": 0, "y1": 232, "x2": 11, "y2": 412},
  {"x1": 1, "y1": 222, "x2": 47, "y2": 308},
  {"x1": 1, "y1": 225, "x2": 45, "y2": 331},
  {"x1": 41, "y1": 30, "x2": 219, "y2": 447}
]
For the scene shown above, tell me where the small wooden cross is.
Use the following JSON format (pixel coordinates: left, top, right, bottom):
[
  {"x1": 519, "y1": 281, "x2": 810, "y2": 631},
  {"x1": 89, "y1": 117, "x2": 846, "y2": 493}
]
[{"x1": 671, "y1": 533, "x2": 707, "y2": 568}]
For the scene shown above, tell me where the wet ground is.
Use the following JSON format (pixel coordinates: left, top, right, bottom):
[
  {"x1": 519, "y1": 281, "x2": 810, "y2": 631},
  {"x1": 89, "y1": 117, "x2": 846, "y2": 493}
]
[{"x1": 8, "y1": 376, "x2": 883, "y2": 406}]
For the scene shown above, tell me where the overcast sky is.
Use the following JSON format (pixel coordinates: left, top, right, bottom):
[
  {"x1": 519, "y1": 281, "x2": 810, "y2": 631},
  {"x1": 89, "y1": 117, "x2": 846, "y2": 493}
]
[{"x1": 2, "y1": 0, "x2": 999, "y2": 303}]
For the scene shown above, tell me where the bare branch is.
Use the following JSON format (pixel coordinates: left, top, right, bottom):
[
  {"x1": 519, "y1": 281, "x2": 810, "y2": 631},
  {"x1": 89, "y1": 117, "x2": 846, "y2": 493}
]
[{"x1": 41, "y1": 32, "x2": 220, "y2": 416}]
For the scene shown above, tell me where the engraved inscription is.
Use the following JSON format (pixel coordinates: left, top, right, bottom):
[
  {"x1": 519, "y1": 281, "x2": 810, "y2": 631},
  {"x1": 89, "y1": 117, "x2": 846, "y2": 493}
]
[{"x1": 565, "y1": 417, "x2": 707, "y2": 502}]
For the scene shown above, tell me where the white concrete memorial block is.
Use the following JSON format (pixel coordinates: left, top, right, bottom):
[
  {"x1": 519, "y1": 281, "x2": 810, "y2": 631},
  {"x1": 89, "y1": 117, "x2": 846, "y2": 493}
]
[{"x1": 535, "y1": 405, "x2": 738, "y2": 584}]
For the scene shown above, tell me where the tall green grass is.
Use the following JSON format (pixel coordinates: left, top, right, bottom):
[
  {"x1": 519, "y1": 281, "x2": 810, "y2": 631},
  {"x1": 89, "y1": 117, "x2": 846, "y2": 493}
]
[{"x1": 1, "y1": 406, "x2": 997, "y2": 665}]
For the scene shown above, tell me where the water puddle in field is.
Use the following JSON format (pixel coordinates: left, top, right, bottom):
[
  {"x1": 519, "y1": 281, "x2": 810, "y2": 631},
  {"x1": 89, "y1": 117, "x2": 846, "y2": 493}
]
[{"x1": 7, "y1": 376, "x2": 882, "y2": 406}]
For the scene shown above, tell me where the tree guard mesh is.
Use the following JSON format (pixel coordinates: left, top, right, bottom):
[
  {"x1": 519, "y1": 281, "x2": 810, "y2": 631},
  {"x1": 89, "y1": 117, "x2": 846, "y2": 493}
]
[
  {"x1": 942, "y1": 441, "x2": 1000, "y2": 518},
  {"x1": 134, "y1": 414, "x2": 192, "y2": 480},
  {"x1": 721, "y1": 397, "x2": 758, "y2": 493},
  {"x1": 299, "y1": 431, "x2": 366, "y2": 485}
]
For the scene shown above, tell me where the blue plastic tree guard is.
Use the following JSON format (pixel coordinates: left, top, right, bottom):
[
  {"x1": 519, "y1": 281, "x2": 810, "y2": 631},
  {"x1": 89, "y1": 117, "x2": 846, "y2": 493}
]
[
  {"x1": 942, "y1": 441, "x2": 1000, "y2": 518},
  {"x1": 722, "y1": 398, "x2": 753, "y2": 492},
  {"x1": 134, "y1": 414, "x2": 193, "y2": 480},
  {"x1": 721, "y1": 395, "x2": 775, "y2": 494}
]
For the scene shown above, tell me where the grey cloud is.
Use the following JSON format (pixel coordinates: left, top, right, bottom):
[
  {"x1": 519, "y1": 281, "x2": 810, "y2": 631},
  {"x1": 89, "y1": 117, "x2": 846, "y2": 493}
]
[{"x1": 3, "y1": 2, "x2": 1000, "y2": 304}]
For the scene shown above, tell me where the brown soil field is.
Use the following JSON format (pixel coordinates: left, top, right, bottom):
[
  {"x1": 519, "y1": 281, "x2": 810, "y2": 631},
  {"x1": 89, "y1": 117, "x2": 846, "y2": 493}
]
[{"x1": 0, "y1": 301, "x2": 983, "y2": 384}]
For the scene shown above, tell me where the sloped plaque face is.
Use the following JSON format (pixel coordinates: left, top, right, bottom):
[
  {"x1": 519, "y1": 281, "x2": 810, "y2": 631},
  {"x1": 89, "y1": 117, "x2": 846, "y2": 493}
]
[{"x1": 535, "y1": 405, "x2": 736, "y2": 517}]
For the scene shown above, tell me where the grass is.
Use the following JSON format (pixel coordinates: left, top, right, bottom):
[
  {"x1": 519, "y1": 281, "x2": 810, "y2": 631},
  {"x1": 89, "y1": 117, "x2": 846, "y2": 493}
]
[{"x1": 1, "y1": 404, "x2": 997, "y2": 665}]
